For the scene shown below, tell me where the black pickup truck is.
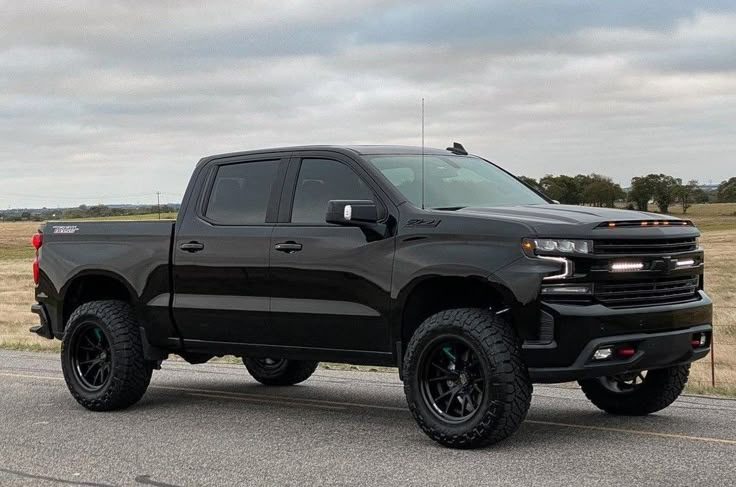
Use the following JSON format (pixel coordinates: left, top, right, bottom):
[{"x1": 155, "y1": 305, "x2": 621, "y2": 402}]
[{"x1": 30, "y1": 144, "x2": 712, "y2": 448}]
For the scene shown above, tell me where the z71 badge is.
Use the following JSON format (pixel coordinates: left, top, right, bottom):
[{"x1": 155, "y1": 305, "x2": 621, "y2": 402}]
[{"x1": 52, "y1": 225, "x2": 79, "y2": 234}]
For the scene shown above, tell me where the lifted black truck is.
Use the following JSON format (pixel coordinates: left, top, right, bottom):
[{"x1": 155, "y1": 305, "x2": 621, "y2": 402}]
[{"x1": 30, "y1": 144, "x2": 712, "y2": 448}]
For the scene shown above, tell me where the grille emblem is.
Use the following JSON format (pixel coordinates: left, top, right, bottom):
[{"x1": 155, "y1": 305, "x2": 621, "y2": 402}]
[{"x1": 655, "y1": 256, "x2": 678, "y2": 275}]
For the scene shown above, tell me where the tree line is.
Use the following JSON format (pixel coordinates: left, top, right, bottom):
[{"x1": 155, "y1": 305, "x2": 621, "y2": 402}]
[
  {"x1": 520, "y1": 175, "x2": 736, "y2": 214},
  {"x1": 0, "y1": 204, "x2": 178, "y2": 222},
  {"x1": 2, "y1": 177, "x2": 736, "y2": 221}
]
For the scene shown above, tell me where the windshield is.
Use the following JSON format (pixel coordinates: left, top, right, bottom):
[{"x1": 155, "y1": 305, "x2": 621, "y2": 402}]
[{"x1": 366, "y1": 154, "x2": 547, "y2": 209}]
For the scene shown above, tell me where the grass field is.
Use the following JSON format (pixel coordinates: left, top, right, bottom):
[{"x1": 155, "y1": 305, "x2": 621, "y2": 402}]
[
  {"x1": 666, "y1": 202, "x2": 736, "y2": 232},
  {"x1": 1, "y1": 205, "x2": 735, "y2": 394}
]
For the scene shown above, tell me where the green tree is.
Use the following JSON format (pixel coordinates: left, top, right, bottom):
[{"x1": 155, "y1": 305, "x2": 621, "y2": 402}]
[
  {"x1": 692, "y1": 188, "x2": 710, "y2": 204},
  {"x1": 629, "y1": 174, "x2": 680, "y2": 213},
  {"x1": 87, "y1": 205, "x2": 110, "y2": 217},
  {"x1": 539, "y1": 175, "x2": 583, "y2": 205},
  {"x1": 580, "y1": 174, "x2": 624, "y2": 207},
  {"x1": 717, "y1": 177, "x2": 736, "y2": 203},
  {"x1": 651, "y1": 174, "x2": 680, "y2": 213},
  {"x1": 673, "y1": 179, "x2": 698, "y2": 214},
  {"x1": 628, "y1": 176, "x2": 655, "y2": 211},
  {"x1": 518, "y1": 176, "x2": 541, "y2": 192}
]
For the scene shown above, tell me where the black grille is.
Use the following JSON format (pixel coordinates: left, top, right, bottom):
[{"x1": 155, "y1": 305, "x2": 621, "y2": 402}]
[
  {"x1": 594, "y1": 237, "x2": 697, "y2": 255},
  {"x1": 594, "y1": 276, "x2": 700, "y2": 307}
]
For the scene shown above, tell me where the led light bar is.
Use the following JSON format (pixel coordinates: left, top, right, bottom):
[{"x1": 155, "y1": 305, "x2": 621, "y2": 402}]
[
  {"x1": 541, "y1": 285, "x2": 591, "y2": 295},
  {"x1": 610, "y1": 261, "x2": 644, "y2": 272},
  {"x1": 676, "y1": 258, "x2": 695, "y2": 267},
  {"x1": 538, "y1": 256, "x2": 573, "y2": 280},
  {"x1": 598, "y1": 220, "x2": 693, "y2": 228}
]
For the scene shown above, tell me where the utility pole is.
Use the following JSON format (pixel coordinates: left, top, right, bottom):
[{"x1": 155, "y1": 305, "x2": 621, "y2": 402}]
[{"x1": 156, "y1": 191, "x2": 161, "y2": 219}]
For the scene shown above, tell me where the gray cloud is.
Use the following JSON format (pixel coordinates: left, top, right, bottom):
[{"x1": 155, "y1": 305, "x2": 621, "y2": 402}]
[{"x1": 1, "y1": 1, "x2": 735, "y2": 208}]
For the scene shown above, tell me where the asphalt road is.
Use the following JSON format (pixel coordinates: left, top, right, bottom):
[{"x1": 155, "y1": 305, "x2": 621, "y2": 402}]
[{"x1": 1, "y1": 350, "x2": 735, "y2": 486}]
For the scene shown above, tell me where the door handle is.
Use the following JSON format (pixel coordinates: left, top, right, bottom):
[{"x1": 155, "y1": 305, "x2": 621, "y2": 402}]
[
  {"x1": 274, "y1": 242, "x2": 303, "y2": 253},
  {"x1": 180, "y1": 241, "x2": 205, "y2": 253}
]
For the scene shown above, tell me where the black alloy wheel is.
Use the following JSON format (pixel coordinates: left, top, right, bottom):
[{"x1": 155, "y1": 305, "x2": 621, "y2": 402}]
[
  {"x1": 61, "y1": 300, "x2": 153, "y2": 411},
  {"x1": 419, "y1": 337, "x2": 485, "y2": 423},
  {"x1": 255, "y1": 357, "x2": 287, "y2": 369},
  {"x1": 70, "y1": 323, "x2": 113, "y2": 391},
  {"x1": 243, "y1": 357, "x2": 319, "y2": 386},
  {"x1": 598, "y1": 371, "x2": 648, "y2": 394},
  {"x1": 402, "y1": 308, "x2": 532, "y2": 449},
  {"x1": 579, "y1": 365, "x2": 690, "y2": 416}
]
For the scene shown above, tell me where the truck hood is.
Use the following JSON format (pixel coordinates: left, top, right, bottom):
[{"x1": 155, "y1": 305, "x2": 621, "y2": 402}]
[{"x1": 455, "y1": 204, "x2": 695, "y2": 238}]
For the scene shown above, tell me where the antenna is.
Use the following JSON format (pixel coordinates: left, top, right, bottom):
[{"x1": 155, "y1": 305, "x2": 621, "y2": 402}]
[{"x1": 421, "y1": 97, "x2": 425, "y2": 210}]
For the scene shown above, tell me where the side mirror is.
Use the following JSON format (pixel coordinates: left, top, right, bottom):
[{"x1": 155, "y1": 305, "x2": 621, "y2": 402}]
[
  {"x1": 552, "y1": 199, "x2": 561, "y2": 204},
  {"x1": 326, "y1": 200, "x2": 379, "y2": 226}
]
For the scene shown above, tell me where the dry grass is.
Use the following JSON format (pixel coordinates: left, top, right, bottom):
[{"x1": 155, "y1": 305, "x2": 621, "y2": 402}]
[
  {"x1": 669, "y1": 202, "x2": 736, "y2": 217},
  {"x1": 668, "y1": 202, "x2": 736, "y2": 232},
  {"x1": 615, "y1": 202, "x2": 736, "y2": 231},
  {"x1": 688, "y1": 228, "x2": 736, "y2": 391},
  {"x1": 0, "y1": 221, "x2": 41, "y2": 260},
  {"x1": 0, "y1": 258, "x2": 56, "y2": 350},
  {"x1": 1, "y1": 211, "x2": 735, "y2": 394}
]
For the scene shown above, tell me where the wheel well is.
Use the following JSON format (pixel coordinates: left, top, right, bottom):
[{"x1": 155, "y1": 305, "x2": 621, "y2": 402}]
[
  {"x1": 401, "y1": 277, "x2": 508, "y2": 350},
  {"x1": 62, "y1": 275, "x2": 133, "y2": 327}
]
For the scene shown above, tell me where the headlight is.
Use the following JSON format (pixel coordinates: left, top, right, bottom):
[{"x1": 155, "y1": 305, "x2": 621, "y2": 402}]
[{"x1": 522, "y1": 238, "x2": 593, "y2": 257}]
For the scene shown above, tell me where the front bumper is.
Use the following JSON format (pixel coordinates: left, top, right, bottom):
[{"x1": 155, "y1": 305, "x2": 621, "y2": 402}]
[{"x1": 524, "y1": 291, "x2": 712, "y2": 383}]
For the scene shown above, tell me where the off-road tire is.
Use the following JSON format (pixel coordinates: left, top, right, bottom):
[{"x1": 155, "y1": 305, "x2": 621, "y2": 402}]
[
  {"x1": 403, "y1": 308, "x2": 532, "y2": 449},
  {"x1": 244, "y1": 358, "x2": 319, "y2": 386},
  {"x1": 579, "y1": 365, "x2": 690, "y2": 416},
  {"x1": 61, "y1": 300, "x2": 153, "y2": 411}
]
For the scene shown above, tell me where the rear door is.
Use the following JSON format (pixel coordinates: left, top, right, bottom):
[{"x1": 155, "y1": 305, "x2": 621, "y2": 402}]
[
  {"x1": 173, "y1": 153, "x2": 288, "y2": 344},
  {"x1": 268, "y1": 152, "x2": 396, "y2": 357}
]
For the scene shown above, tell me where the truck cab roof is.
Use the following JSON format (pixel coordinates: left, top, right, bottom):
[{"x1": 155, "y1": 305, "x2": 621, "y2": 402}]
[{"x1": 197, "y1": 145, "x2": 455, "y2": 168}]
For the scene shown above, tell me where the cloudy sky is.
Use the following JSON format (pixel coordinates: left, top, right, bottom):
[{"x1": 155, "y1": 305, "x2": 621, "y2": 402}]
[{"x1": 2, "y1": 1, "x2": 735, "y2": 209}]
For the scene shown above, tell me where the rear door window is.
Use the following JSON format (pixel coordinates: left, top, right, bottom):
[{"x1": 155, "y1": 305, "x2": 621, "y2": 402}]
[{"x1": 205, "y1": 160, "x2": 280, "y2": 225}]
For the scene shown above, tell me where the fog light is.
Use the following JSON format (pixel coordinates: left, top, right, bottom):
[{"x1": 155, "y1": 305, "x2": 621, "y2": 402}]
[
  {"x1": 692, "y1": 333, "x2": 707, "y2": 348},
  {"x1": 593, "y1": 347, "x2": 613, "y2": 360}
]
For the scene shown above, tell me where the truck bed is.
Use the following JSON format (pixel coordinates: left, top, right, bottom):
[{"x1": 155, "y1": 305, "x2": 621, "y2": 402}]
[{"x1": 37, "y1": 220, "x2": 176, "y2": 342}]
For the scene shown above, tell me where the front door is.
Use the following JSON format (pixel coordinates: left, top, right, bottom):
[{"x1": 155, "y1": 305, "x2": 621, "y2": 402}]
[
  {"x1": 173, "y1": 154, "x2": 288, "y2": 344},
  {"x1": 269, "y1": 155, "x2": 395, "y2": 355}
]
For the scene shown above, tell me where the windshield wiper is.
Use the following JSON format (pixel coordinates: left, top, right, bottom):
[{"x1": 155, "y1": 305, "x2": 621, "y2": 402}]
[{"x1": 430, "y1": 206, "x2": 466, "y2": 211}]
